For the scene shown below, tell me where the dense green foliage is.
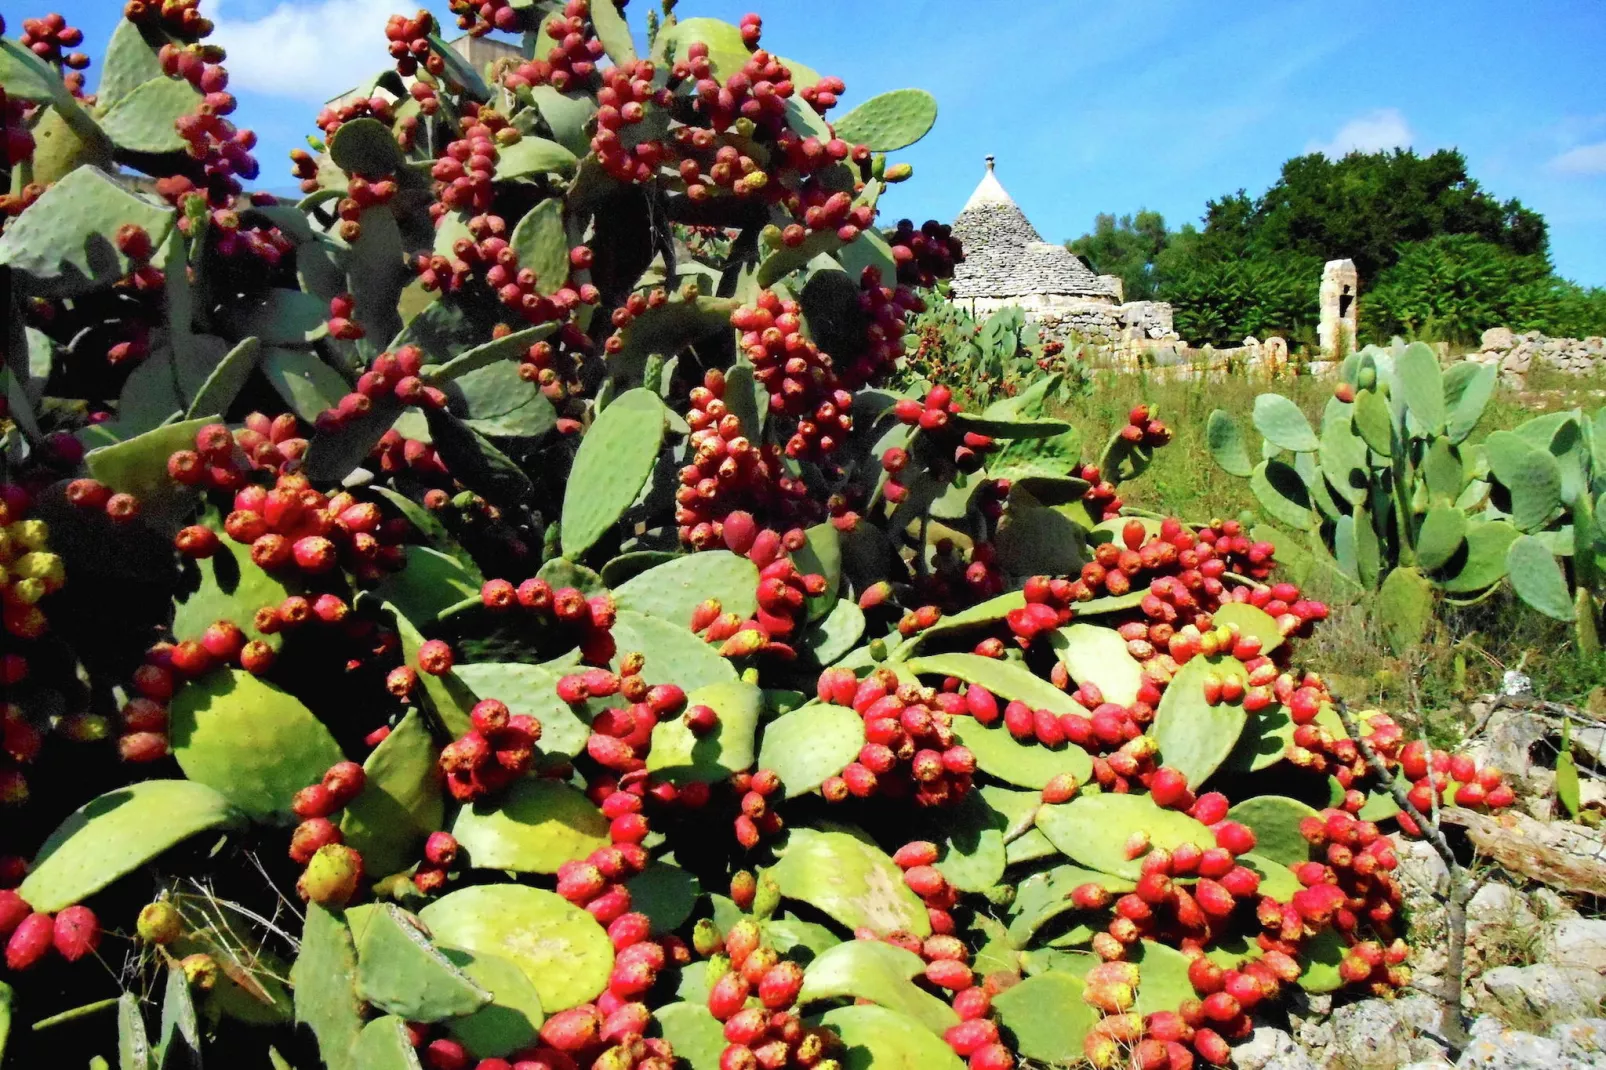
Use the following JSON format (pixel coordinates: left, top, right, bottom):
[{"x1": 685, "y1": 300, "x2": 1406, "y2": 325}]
[{"x1": 1069, "y1": 149, "x2": 1606, "y2": 347}]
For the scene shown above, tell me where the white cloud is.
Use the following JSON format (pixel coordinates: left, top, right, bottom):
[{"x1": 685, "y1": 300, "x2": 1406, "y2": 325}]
[
  {"x1": 1306, "y1": 108, "x2": 1414, "y2": 158},
  {"x1": 209, "y1": 0, "x2": 405, "y2": 104},
  {"x1": 1549, "y1": 141, "x2": 1606, "y2": 176}
]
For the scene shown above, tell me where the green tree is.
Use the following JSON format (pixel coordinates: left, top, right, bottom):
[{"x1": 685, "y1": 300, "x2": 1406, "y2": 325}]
[{"x1": 1066, "y1": 210, "x2": 1169, "y2": 300}]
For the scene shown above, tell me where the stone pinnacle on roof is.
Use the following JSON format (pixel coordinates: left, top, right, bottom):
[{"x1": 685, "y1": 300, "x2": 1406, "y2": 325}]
[{"x1": 949, "y1": 155, "x2": 1106, "y2": 301}]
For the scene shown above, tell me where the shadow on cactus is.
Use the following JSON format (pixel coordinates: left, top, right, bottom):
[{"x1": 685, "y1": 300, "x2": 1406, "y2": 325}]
[
  {"x1": 1207, "y1": 340, "x2": 1604, "y2": 656},
  {"x1": 0, "y1": 3, "x2": 1542, "y2": 1070}
]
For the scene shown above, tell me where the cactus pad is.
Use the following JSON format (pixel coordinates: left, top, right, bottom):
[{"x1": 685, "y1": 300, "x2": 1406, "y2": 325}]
[
  {"x1": 340, "y1": 710, "x2": 446, "y2": 879},
  {"x1": 1037, "y1": 794, "x2": 1214, "y2": 881},
  {"x1": 372, "y1": 545, "x2": 483, "y2": 626},
  {"x1": 437, "y1": 949, "x2": 545, "y2": 1058},
  {"x1": 85, "y1": 416, "x2": 213, "y2": 532},
  {"x1": 1507, "y1": 534, "x2": 1575, "y2": 621},
  {"x1": 1206, "y1": 409, "x2": 1254, "y2": 476},
  {"x1": 509, "y1": 198, "x2": 569, "y2": 297},
  {"x1": 561, "y1": 388, "x2": 666, "y2": 557},
  {"x1": 625, "y1": 861, "x2": 701, "y2": 931},
  {"x1": 0, "y1": 166, "x2": 173, "y2": 297},
  {"x1": 1394, "y1": 342, "x2": 1445, "y2": 434},
  {"x1": 609, "y1": 609, "x2": 737, "y2": 693},
  {"x1": 1376, "y1": 566, "x2": 1435, "y2": 655},
  {"x1": 351, "y1": 1015, "x2": 422, "y2": 1070},
  {"x1": 990, "y1": 972, "x2": 1094, "y2": 1064},
  {"x1": 1253, "y1": 393, "x2": 1319, "y2": 453},
  {"x1": 755, "y1": 703, "x2": 866, "y2": 798},
  {"x1": 655, "y1": 1003, "x2": 727, "y2": 1070},
  {"x1": 449, "y1": 778, "x2": 610, "y2": 874},
  {"x1": 17, "y1": 780, "x2": 238, "y2": 912},
  {"x1": 420, "y1": 885, "x2": 614, "y2": 1013},
  {"x1": 1007, "y1": 865, "x2": 1134, "y2": 948},
  {"x1": 647, "y1": 679, "x2": 763, "y2": 783},
  {"x1": 832, "y1": 89, "x2": 938, "y2": 152},
  {"x1": 906, "y1": 653, "x2": 1083, "y2": 715},
  {"x1": 492, "y1": 135, "x2": 578, "y2": 180},
  {"x1": 816, "y1": 1004, "x2": 964, "y2": 1070},
  {"x1": 1442, "y1": 519, "x2": 1518, "y2": 593},
  {"x1": 950, "y1": 715, "x2": 1092, "y2": 790},
  {"x1": 99, "y1": 76, "x2": 202, "y2": 154},
  {"x1": 452, "y1": 662, "x2": 593, "y2": 757},
  {"x1": 1052, "y1": 623, "x2": 1144, "y2": 705},
  {"x1": 1150, "y1": 654, "x2": 1250, "y2": 790},
  {"x1": 172, "y1": 525, "x2": 294, "y2": 652},
  {"x1": 797, "y1": 940, "x2": 957, "y2": 1035},
  {"x1": 613, "y1": 550, "x2": 760, "y2": 624},
  {"x1": 1225, "y1": 796, "x2": 1318, "y2": 866},
  {"x1": 168, "y1": 668, "x2": 346, "y2": 821},
  {"x1": 769, "y1": 828, "x2": 930, "y2": 937},
  {"x1": 933, "y1": 790, "x2": 1007, "y2": 894},
  {"x1": 801, "y1": 598, "x2": 865, "y2": 666},
  {"x1": 1415, "y1": 506, "x2": 1468, "y2": 572},
  {"x1": 1251, "y1": 460, "x2": 1315, "y2": 531},
  {"x1": 354, "y1": 904, "x2": 491, "y2": 1021},
  {"x1": 292, "y1": 905, "x2": 364, "y2": 1070}
]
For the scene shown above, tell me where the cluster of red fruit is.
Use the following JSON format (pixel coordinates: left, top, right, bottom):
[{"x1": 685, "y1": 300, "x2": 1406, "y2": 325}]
[
  {"x1": 887, "y1": 218, "x2": 965, "y2": 289},
  {"x1": 1077, "y1": 959, "x2": 1250, "y2": 1068},
  {"x1": 429, "y1": 113, "x2": 507, "y2": 215},
  {"x1": 676, "y1": 373, "x2": 822, "y2": 545},
  {"x1": 125, "y1": 0, "x2": 212, "y2": 38},
  {"x1": 478, "y1": 577, "x2": 619, "y2": 664},
  {"x1": 316, "y1": 345, "x2": 448, "y2": 429},
  {"x1": 815, "y1": 668, "x2": 977, "y2": 808},
  {"x1": 210, "y1": 469, "x2": 408, "y2": 582},
  {"x1": 704, "y1": 920, "x2": 827, "y2": 1070},
  {"x1": 1395, "y1": 738, "x2": 1516, "y2": 817},
  {"x1": 2, "y1": 85, "x2": 35, "y2": 182},
  {"x1": 163, "y1": 416, "x2": 297, "y2": 494},
  {"x1": 591, "y1": 59, "x2": 675, "y2": 184},
  {"x1": 382, "y1": 9, "x2": 438, "y2": 76},
  {"x1": 0, "y1": 890, "x2": 99, "y2": 974},
  {"x1": 117, "y1": 626, "x2": 275, "y2": 765},
  {"x1": 884, "y1": 385, "x2": 994, "y2": 501},
  {"x1": 555, "y1": 664, "x2": 680, "y2": 777},
  {"x1": 369, "y1": 427, "x2": 450, "y2": 482},
  {"x1": 16, "y1": 13, "x2": 86, "y2": 68},
  {"x1": 677, "y1": 39, "x2": 798, "y2": 135},
  {"x1": 689, "y1": 522, "x2": 826, "y2": 653},
  {"x1": 500, "y1": 1, "x2": 599, "y2": 91},
  {"x1": 845, "y1": 266, "x2": 926, "y2": 389},
  {"x1": 438, "y1": 696, "x2": 544, "y2": 803},
  {"x1": 287, "y1": 759, "x2": 366, "y2": 870},
  {"x1": 730, "y1": 290, "x2": 855, "y2": 458}
]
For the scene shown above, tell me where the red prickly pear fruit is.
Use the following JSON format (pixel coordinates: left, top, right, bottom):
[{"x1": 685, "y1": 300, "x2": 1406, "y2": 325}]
[
  {"x1": 707, "y1": 969, "x2": 751, "y2": 1020},
  {"x1": 1071, "y1": 882, "x2": 1112, "y2": 910},
  {"x1": 1194, "y1": 1027, "x2": 1231, "y2": 1066},
  {"x1": 424, "y1": 831, "x2": 458, "y2": 867},
  {"x1": 944, "y1": 1018, "x2": 1000, "y2": 1057},
  {"x1": 1220, "y1": 865, "x2": 1260, "y2": 898},
  {"x1": 1149, "y1": 766, "x2": 1192, "y2": 809},
  {"x1": 417, "y1": 639, "x2": 454, "y2": 675},
  {"x1": 893, "y1": 841, "x2": 939, "y2": 868},
  {"x1": 964, "y1": 685, "x2": 1000, "y2": 724},
  {"x1": 924, "y1": 958, "x2": 973, "y2": 990},
  {"x1": 1124, "y1": 830, "x2": 1151, "y2": 860},
  {"x1": 1146, "y1": 1010, "x2": 1192, "y2": 1043},
  {"x1": 1212, "y1": 821, "x2": 1256, "y2": 856},
  {"x1": 1486, "y1": 783, "x2": 1516, "y2": 808},
  {"x1": 724, "y1": 919, "x2": 761, "y2": 967},
  {"x1": 1197, "y1": 847, "x2": 1234, "y2": 878},
  {"x1": 6, "y1": 912, "x2": 54, "y2": 971},
  {"x1": 1122, "y1": 519, "x2": 1147, "y2": 551},
  {"x1": 1188, "y1": 954, "x2": 1224, "y2": 994},
  {"x1": 52, "y1": 905, "x2": 101, "y2": 962},
  {"x1": 967, "y1": 1043, "x2": 1014, "y2": 1070},
  {"x1": 539, "y1": 1005, "x2": 604, "y2": 1052},
  {"x1": 322, "y1": 760, "x2": 366, "y2": 805},
  {"x1": 1041, "y1": 772, "x2": 1079, "y2": 804},
  {"x1": 730, "y1": 870, "x2": 756, "y2": 909},
  {"x1": 1190, "y1": 792, "x2": 1229, "y2": 825},
  {"x1": 952, "y1": 986, "x2": 992, "y2": 1020},
  {"x1": 1003, "y1": 701, "x2": 1035, "y2": 740},
  {"x1": 1083, "y1": 1031, "x2": 1121, "y2": 1070},
  {"x1": 758, "y1": 960, "x2": 803, "y2": 1008},
  {"x1": 684, "y1": 704, "x2": 718, "y2": 734},
  {"x1": 1200, "y1": 991, "x2": 1240, "y2": 1022},
  {"x1": 903, "y1": 865, "x2": 947, "y2": 898},
  {"x1": 296, "y1": 844, "x2": 363, "y2": 906},
  {"x1": 1335, "y1": 382, "x2": 1356, "y2": 403},
  {"x1": 723, "y1": 511, "x2": 758, "y2": 554},
  {"x1": 289, "y1": 818, "x2": 343, "y2": 864},
  {"x1": 1194, "y1": 878, "x2": 1235, "y2": 918},
  {"x1": 0, "y1": 890, "x2": 32, "y2": 937}
]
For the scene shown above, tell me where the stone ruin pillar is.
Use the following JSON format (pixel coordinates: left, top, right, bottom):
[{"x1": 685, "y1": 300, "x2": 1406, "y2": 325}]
[{"x1": 1318, "y1": 259, "x2": 1359, "y2": 355}]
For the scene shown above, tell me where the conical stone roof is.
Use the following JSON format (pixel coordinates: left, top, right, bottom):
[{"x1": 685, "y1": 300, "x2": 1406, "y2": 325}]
[{"x1": 950, "y1": 157, "x2": 1106, "y2": 300}]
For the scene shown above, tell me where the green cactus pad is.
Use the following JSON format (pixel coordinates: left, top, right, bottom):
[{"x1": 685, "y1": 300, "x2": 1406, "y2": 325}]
[
  {"x1": 613, "y1": 550, "x2": 760, "y2": 625},
  {"x1": 98, "y1": 18, "x2": 164, "y2": 107},
  {"x1": 905, "y1": 591, "x2": 1023, "y2": 648},
  {"x1": 1507, "y1": 534, "x2": 1575, "y2": 621},
  {"x1": 793, "y1": 522, "x2": 842, "y2": 619},
  {"x1": 0, "y1": 36, "x2": 69, "y2": 101},
  {"x1": 1150, "y1": 654, "x2": 1250, "y2": 790},
  {"x1": 452, "y1": 662, "x2": 592, "y2": 757},
  {"x1": 906, "y1": 653, "x2": 1084, "y2": 715},
  {"x1": 815, "y1": 1004, "x2": 964, "y2": 1070},
  {"x1": 1319, "y1": 403, "x2": 1369, "y2": 504},
  {"x1": 17, "y1": 780, "x2": 238, "y2": 912},
  {"x1": 1051, "y1": 624, "x2": 1144, "y2": 705},
  {"x1": 770, "y1": 828, "x2": 930, "y2": 936},
  {"x1": 624, "y1": 861, "x2": 701, "y2": 931},
  {"x1": 1352, "y1": 388, "x2": 1394, "y2": 456},
  {"x1": 1415, "y1": 506, "x2": 1469, "y2": 572},
  {"x1": 372, "y1": 545, "x2": 482, "y2": 625},
  {"x1": 949, "y1": 715, "x2": 1092, "y2": 790},
  {"x1": 426, "y1": 410, "x2": 536, "y2": 507},
  {"x1": 608, "y1": 295, "x2": 741, "y2": 378},
  {"x1": 0, "y1": 166, "x2": 173, "y2": 297},
  {"x1": 1296, "y1": 927, "x2": 1349, "y2": 993},
  {"x1": 800, "y1": 599, "x2": 864, "y2": 667},
  {"x1": 1253, "y1": 393, "x2": 1319, "y2": 453},
  {"x1": 1443, "y1": 518, "x2": 1518, "y2": 592},
  {"x1": 446, "y1": 361, "x2": 557, "y2": 440},
  {"x1": 798, "y1": 940, "x2": 957, "y2": 1035},
  {"x1": 187, "y1": 335, "x2": 261, "y2": 419},
  {"x1": 354, "y1": 904, "x2": 491, "y2": 1021},
  {"x1": 157, "y1": 960, "x2": 202, "y2": 1068},
  {"x1": 117, "y1": 989, "x2": 149, "y2": 1070},
  {"x1": 1212, "y1": 602, "x2": 1285, "y2": 655},
  {"x1": 292, "y1": 905, "x2": 364, "y2": 1070},
  {"x1": 1222, "y1": 702, "x2": 1295, "y2": 774},
  {"x1": 660, "y1": 17, "x2": 750, "y2": 80},
  {"x1": 609, "y1": 609, "x2": 737, "y2": 693},
  {"x1": 450, "y1": 778, "x2": 609, "y2": 874},
  {"x1": 1037, "y1": 794, "x2": 1214, "y2": 881},
  {"x1": 172, "y1": 524, "x2": 294, "y2": 652},
  {"x1": 437, "y1": 949, "x2": 545, "y2": 1058},
  {"x1": 560, "y1": 388, "x2": 665, "y2": 557},
  {"x1": 383, "y1": 602, "x2": 474, "y2": 737},
  {"x1": 1443, "y1": 360, "x2": 1496, "y2": 443},
  {"x1": 832, "y1": 88, "x2": 938, "y2": 152},
  {"x1": 1206, "y1": 409, "x2": 1254, "y2": 476},
  {"x1": 647, "y1": 678, "x2": 763, "y2": 783},
  {"x1": 1005, "y1": 828, "x2": 1058, "y2": 865},
  {"x1": 1394, "y1": 342, "x2": 1446, "y2": 434},
  {"x1": 340, "y1": 710, "x2": 445, "y2": 879},
  {"x1": 1007, "y1": 865, "x2": 1134, "y2": 948},
  {"x1": 492, "y1": 135, "x2": 578, "y2": 180},
  {"x1": 932, "y1": 790, "x2": 1008, "y2": 894},
  {"x1": 169, "y1": 669, "x2": 347, "y2": 821},
  {"x1": 352, "y1": 1015, "x2": 422, "y2": 1070},
  {"x1": 510, "y1": 199, "x2": 570, "y2": 298},
  {"x1": 420, "y1": 886, "x2": 613, "y2": 1013},
  {"x1": 224, "y1": 287, "x2": 329, "y2": 346},
  {"x1": 1224, "y1": 796, "x2": 1318, "y2": 866},
  {"x1": 1485, "y1": 431, "x2": 1563, "y2": 532},
  {"x1": 990, "y1": 971, "x2": 1094, "y2": 1064},
  {"x1": 1376, "y1": 566, "x2": 1435, "y2": 655},
  {"x1": 1238, "y1": 853, "x2": 1302, "y2": 901},
  {"x1": 84, "y1": 415, "x2": 215, "y2": 532},
  {"x1": 1129, "y1": 939, "x2": 1198, "y2": 1016},
  {"x1": 755, "y1": 703, "x2": 866, "y2": 798},
  {"x1": 1251, "y1": 460, "x2": 1315, "y2": 531},
  {"x1": 99, "y1": 75, "x2": 202, "y2": 154},
  {"x1": 425, "y1": 31, "x2": 489, "y2": 98},
  {"x1": 655, "y1": 1003, "x2": 727, "y2": 1070},
  {"x1": 993, "y1": 487, "x2": 1088, "y2": 576}
]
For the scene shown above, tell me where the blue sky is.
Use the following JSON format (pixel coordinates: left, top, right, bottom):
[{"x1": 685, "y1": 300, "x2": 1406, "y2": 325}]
[{"x1": 50, "y1": 0, "x2": 1606, "y2": 284}]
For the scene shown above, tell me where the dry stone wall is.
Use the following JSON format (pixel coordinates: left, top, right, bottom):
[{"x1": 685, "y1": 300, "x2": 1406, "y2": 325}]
[{"x1": 1468, "y1": 328, "x2": 1606, "y2": 379}]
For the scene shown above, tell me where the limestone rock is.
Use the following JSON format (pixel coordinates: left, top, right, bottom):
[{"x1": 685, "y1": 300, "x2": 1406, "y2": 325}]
[
  {"x1": 1545, "y1": 918, "x2": 1606, "y2": 974},
  {"x1": 1456, "y1": 1015, "x2": 1598, "y2": 1069},
  {"x1": 1482, "y1": 327, "x2": 1515, "y2": 350},
  {"x1": 1231, "y1": 1027, "x2": 1304, "y2": 1070},
  {"x1": 1330, "y1": 999, "x2": 1419, "y2": 1070},
  {"x1": 1479, "y1": 963, "x2": 1606, "y2": 1026}
]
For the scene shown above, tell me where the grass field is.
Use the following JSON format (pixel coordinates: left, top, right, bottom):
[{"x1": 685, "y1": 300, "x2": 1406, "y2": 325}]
[{"x1": 1037, "y1": 360, "x2": 1606, "y2": 744}]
